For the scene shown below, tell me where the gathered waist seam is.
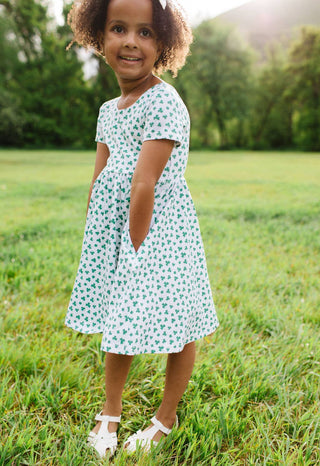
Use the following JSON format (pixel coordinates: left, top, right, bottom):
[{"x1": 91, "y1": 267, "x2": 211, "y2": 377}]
[{"x1": 102, "y1": 168, "x2": 185, "y2": 184}]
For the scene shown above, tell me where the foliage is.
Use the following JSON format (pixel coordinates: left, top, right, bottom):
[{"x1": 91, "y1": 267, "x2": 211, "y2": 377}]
[
  {"x1": 0, "y1": 0, "x2": 48, "y2": 60},
  {"x1": 0, "y1": 88, "x2": 24, "y2": 145},
  {"x1": 175, "y1": 21, "x2": 254, "y2": 149},
  {"x1": 1, "y1": 150, "x2": 320, "y2": 464},
  {"x1": 287, "y1": 26, "x2": 320, "y2": 151},
  {"x1": 0, "y1": 0, "x2": 320, "y2": 150},
  {"x1": 214, "y1": 0, "x2": 320, "y2": 58},
  {"x1": 250, "y1": 44, "x2": 293, "y2": 149},
  {"x1": 174, "y1": 20, "x2": 320, "y2": 151},
  {"x1": 0, "y1": 0, "x2": 117, "y2": 149},
  {"x1": 0, "y1": 14, "x2": 23, "y2": 145}
]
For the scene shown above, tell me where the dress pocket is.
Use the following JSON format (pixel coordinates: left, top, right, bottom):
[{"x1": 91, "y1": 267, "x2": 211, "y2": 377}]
[
  {"x1": 122, "y1": 178, "x2": 182, "y2": 259},
  {"x1": 124, "y1": 196, "x2": 174, "y2": 258},
  {"x1": 126, "y1": 223, "x2": 156, "y2": 257}
]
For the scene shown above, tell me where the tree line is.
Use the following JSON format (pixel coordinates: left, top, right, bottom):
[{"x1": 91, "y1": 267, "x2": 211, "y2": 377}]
[{"x1": 1, "y1": 0, "x2": 319, "y2": 151}]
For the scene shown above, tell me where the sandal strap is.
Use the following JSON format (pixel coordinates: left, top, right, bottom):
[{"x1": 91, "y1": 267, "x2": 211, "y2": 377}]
[
  {"x1": 124, "y1": 415, "x2": 179, "y2": 453},
  {"x1": 88, "y1": 432, "x2": 97, "y2": 440},
  {"x1": 126, "y1": 430, "x2": 159, "y2": 450},
  {"x1": 150, "y1": 415, "x2": 177, "y2": 435},
  {"x1": 95, "y1": 411, "x2": 121, "y2": 423}
]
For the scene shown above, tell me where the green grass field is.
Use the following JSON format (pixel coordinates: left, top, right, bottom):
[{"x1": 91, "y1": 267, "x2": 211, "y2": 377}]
[{"x1": 1, "y1": 150, "x2": 319, "y2": 465}]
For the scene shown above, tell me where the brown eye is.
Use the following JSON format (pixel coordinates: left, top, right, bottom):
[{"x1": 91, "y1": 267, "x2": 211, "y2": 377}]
[
  {"x1": 112, "y1": 25, "x2": 123, "y2": 33},
  {"x1": 141, "y1": 29, "x2": 151, "y2": 37}
]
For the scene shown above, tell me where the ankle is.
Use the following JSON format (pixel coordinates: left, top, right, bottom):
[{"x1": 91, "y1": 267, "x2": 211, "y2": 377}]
[
  {"x1": 102, "y1": 401, "x2": 122, "y2": 417},
  {"x1": 155, "y1": 411, "x2": 177, "y2": 428}
]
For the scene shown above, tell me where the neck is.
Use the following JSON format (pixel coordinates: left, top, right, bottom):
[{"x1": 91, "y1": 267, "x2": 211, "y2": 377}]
[{"x1": 117, "y1": 74, "x2": 160, "y2": 98}]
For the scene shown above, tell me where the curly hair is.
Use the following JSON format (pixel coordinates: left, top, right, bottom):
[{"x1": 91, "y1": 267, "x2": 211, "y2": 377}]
[{"x1": 67, "y1": 0, "x2": 193, "y2": 76}]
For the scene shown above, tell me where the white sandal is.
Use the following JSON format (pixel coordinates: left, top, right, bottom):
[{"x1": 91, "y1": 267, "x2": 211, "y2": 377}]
[
  {"x1": 124, "y1": 414, "x2": 179, "y2": 453},
  {"x1": 87, "y1": 412, "x2": 121, "y2": 458}
]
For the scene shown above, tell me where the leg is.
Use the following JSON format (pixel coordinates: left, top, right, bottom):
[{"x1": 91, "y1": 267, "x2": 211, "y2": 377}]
[
  {"x1": 92, "y1": 352, "x2": 134, "y2": 434},
  {"x1": 157, "y1": 341, "x2": 196, "y2": 424},
  {"x1": 124, "y1": 341, "x2": 196, "y2": 447}
]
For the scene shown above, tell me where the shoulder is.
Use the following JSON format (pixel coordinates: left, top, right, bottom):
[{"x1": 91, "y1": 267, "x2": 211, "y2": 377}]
[
  {"x1": 146, "y1": 81, "x2": 190, "y2": 123},
  {"x1": 97, "y1": 97, "x2": 118, "y2": 117},
  {"x1": 148, "y1": 81, "x2": 187, "y2": 109}
]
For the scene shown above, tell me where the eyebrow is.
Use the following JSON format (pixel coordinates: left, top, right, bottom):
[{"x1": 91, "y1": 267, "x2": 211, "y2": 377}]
[{"x1": 107, "y1": 19, "x2": 153, "y2": 28}]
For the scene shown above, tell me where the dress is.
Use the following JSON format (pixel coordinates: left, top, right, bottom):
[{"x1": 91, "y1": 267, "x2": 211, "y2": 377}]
[{"x1": 65, "y1": 81, "x2": 219, "y2": 355}]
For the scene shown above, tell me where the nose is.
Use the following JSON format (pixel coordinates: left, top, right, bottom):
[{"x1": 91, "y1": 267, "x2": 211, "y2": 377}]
[{"x1": 124, "y1": 31, "x2": 138, "y2": 49}]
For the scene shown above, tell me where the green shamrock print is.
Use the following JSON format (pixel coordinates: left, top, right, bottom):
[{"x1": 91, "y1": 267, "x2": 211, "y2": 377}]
[{"x1": 65, "y1": 82, "x2": 219, "y2": 355}]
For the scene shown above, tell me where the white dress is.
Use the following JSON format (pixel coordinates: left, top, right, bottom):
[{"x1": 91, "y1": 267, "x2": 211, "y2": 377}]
[{"x1": 65, "y1": 81, "x2": 219, "y2": 355}]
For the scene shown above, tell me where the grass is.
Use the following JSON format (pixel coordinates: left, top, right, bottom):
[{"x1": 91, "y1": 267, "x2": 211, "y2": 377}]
[{"x1": 0, "y1": 149, "x2": 319, "y2": 465}]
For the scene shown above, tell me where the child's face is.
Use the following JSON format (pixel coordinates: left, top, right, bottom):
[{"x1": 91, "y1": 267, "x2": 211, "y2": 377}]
[{"x1": 103, "y1": 0, "x2": 160, "y2": 83}]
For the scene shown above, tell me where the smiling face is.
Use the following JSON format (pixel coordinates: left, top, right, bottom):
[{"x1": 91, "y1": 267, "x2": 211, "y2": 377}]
[{"x1": 103, "y1": 0, "x2": 160, "y2": 85}]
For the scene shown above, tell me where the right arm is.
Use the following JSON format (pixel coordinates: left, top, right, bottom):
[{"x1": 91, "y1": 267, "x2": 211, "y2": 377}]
[{"x1": 86, "y1": 142, "x2": 110, "y2": 215}]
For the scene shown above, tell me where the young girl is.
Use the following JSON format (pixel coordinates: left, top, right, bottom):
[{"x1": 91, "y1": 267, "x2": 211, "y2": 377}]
[{"x1": 65, "y1": 0, "x2": 219, "y2": 458}]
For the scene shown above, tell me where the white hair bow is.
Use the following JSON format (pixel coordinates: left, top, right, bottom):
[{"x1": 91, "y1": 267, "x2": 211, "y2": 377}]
[{"x1": 158, "y1": 0, "x2": 167, "y2": 9}]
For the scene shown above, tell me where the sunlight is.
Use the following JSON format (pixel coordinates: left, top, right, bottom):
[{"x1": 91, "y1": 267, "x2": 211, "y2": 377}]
[
  {"x1": 181, "y1": 0, "x2": 252, "y2": 23},
  {"x1": 50, "y1": 0, "x2": 252, "y2": 25}
]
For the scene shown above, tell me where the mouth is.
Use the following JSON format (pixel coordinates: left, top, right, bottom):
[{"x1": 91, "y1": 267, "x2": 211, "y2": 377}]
[{"x1": 119, "y1": 56, "x2": 141, "y2": 62}]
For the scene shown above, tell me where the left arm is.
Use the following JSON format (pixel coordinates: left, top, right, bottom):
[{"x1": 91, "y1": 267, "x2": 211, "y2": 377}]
[{"x1": 129, "y1": 139, "x2": 175, "y2": 251}]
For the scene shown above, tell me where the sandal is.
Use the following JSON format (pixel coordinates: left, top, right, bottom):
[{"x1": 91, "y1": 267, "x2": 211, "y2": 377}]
[
  {"x1": 87, "y1": 412, "x2": 121, "y2": 458},
  {"x1": 123, "y1": 414, "x2": 179, "y2": 454}
]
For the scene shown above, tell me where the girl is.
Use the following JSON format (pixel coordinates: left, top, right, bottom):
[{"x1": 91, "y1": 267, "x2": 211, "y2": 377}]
[{"x1": 65, "y1": 0, "x2": 219, "y2": 459}]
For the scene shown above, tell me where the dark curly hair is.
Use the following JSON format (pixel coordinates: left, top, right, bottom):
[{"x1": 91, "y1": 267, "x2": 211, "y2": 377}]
[{"x1": 67, "y1": 0, "x2": 193, "y2": 76}]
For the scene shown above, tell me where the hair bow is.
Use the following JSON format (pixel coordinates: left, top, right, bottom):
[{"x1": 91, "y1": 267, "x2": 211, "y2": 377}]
[{"x1": 158, "y1": 0, "x2": 167, "y2": 9}]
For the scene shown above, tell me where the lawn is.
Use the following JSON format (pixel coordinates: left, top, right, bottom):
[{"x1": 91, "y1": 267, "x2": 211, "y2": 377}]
[{"x1": 1, "y1": 150, "x2": 319, "y2": 465}]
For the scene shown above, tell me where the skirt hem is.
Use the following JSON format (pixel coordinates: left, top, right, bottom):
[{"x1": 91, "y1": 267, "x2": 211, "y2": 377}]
[{"x1": 64, "y1": 321, "x2": 220, "y2": 355}]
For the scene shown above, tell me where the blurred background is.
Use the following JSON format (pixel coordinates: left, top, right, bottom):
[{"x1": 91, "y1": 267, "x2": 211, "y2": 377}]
[{"x1": 1, "y1": 0, "x2": 320, "y2": 151}]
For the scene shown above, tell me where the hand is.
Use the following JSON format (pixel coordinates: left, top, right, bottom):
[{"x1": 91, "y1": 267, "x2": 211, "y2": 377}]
[{"x1": 129, "y1": 232, "x2": 144, "y2": 252}]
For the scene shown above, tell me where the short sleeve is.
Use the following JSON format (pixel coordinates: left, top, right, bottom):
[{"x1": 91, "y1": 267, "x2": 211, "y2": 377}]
[
  {"x1": 142, "y1": 91, "x2": 188, "y2": 148},
  {"x1": 95, "y1": 104, "x2": 106, "y2": 144}
]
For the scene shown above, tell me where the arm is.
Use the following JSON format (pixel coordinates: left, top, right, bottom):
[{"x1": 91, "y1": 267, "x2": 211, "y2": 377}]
[
  {"x1": 86, "y1": 142, "x2": 110, "y2": 215},
  {"x1": 129, "y1": 139, "x2": 175, "y2": 251}
]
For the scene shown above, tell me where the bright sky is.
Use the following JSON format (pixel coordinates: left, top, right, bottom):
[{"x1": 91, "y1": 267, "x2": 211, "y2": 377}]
[
  {"x1": 51, "y1": 0, "x2": 251, "y2": 25},
  {"x1": 181, "y1": 0, "x2": 251, "y2": 23}
]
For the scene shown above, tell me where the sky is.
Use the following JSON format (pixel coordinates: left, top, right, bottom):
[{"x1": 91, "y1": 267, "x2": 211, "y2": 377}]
[
  {"x1": 51, "y1": 0, "x2": 252, "y2": 25},
  {"x1": 179, "y1": 0, "x2": 251, "y2": 24}
]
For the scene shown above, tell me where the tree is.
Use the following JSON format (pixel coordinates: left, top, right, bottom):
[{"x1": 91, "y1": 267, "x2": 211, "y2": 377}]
[
  {"x1": 287, "y1": 26, "x2": 320, "y2": 151},
  {"x1": 0, "y1": 14, "x2": 24, "y2": 144},
  {"x1": 176, "y1": 21, "x2": 254, "y2": 148},
  {"x1": 0, "y1": 0, "x2": 121, "y2": 148},
  {"x1": 0, "y1": 0, "x2": 98, "y2": 147},
  {"x1": 59, "y1": 3, "x2": 119, "y2": 115},
  {"x1": 251, "y1": 43, "x2": 293, "y2": 149},
  {"x1": 0, "y1": 0, "x2": 48, "y2": 60}
]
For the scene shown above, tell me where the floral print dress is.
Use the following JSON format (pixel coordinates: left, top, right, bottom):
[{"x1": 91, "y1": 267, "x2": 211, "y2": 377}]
[{"x1": 65, "y1": 81, "x2": 219, "y2": 355}]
